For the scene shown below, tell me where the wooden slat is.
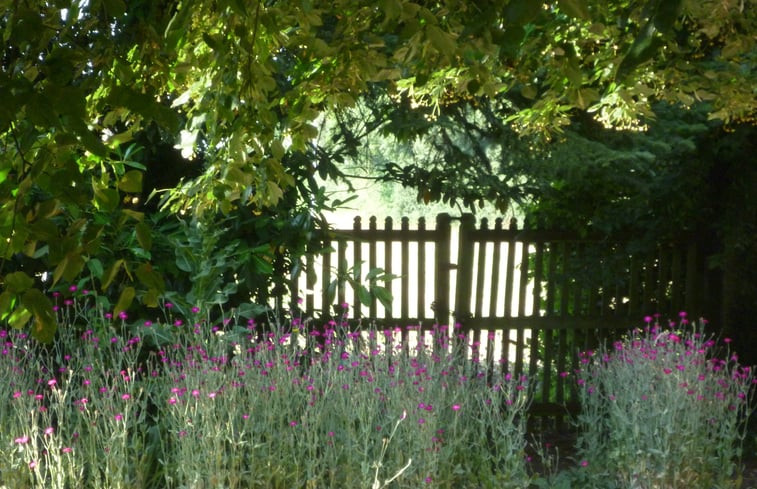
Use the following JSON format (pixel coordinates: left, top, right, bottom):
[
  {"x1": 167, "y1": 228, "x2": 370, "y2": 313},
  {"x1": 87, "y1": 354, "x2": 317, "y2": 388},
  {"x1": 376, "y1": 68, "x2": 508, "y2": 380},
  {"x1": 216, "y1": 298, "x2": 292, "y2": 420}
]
[
  {"x1": 434, "y1": 214, "x2": 452, "y2": 327},
  {"x1": 545, "y1": 243, "x2": 557, "y2": 316},
  {"x1": 321, "y1": 238, "x2": 332, "y2": 316},
  {"x1": 337, "y1": 238, "x2": 347, "y2": 309},
  {"x1": 400, "y1": 218, "x2": 410, "y2": 315},
  {"x1": 417, "y1": 217, "x2": 427, "y2": 323},
  {"x1": 513, "y1": 238, "x2": 530, "y2": 378},
  {"x1": 353, "y1": 217, "x2": 363, "y2": 318},
  {"x1": 488, "y1": 218, "x2": 504, "y2": 319},
  {"x1": 454, "y1": 214, "x2": 476, "y2": 331},
  {"x1": 542, "y1": 329, "x2": 554, "y2": 404},
  {"x1": 556, "y1": 328, "x2": 568, "y2": 406},
  {"x1": 369, "y1": 217, "x2": 378, "y2": 318},
  {"x1": 474, "y1": 233, "x2": 487, "y2": 318},
  {"x1": 559, "y1": 242, "x2": 570, "y2": 317},
  {"x1": 384, "y1": 217, "x2": 393, "y2": 319},
  {"x1": 463, "y1": 315, "x2": 639, "y2": 331},
  {"x1": 528, "y1": 241, "x2": 544, "y2": 380},
  {"x1": 306, "y1": 250, "x2": 316, "y2": 314}
]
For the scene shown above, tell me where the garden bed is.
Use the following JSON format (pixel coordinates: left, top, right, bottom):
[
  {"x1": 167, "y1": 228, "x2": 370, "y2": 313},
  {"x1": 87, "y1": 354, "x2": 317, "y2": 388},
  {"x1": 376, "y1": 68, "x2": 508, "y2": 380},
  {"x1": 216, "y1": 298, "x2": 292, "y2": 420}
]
[{"x1": 1, "y1": 303, "x2": 753, "y2": 488}]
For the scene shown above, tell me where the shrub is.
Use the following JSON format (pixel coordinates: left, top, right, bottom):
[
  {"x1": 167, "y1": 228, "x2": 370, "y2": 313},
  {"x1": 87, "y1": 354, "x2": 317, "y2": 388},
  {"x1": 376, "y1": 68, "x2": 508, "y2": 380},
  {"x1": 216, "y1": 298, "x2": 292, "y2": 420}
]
[{"x1": 572, "y1": 314, "x2": 755, "y2": 489}]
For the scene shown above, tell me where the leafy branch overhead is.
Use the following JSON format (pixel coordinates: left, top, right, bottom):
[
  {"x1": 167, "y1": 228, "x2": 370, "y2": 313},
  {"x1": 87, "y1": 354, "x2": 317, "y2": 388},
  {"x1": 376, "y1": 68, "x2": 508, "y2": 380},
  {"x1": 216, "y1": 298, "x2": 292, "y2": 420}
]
[{"x1": 1, "y1": 0, "x2": 755, "y2": 340}]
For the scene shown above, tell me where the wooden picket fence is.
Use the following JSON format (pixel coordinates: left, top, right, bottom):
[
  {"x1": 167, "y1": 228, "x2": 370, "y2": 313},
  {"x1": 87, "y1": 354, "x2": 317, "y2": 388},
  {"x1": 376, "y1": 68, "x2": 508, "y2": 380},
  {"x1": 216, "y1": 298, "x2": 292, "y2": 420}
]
[{"x1": 286, "y1": 213, "x2": 708, "y2": 425}]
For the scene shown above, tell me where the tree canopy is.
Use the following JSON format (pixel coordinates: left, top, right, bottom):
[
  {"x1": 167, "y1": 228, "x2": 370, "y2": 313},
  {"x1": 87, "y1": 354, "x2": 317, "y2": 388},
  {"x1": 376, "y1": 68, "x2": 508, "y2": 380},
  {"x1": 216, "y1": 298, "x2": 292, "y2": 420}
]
[{"x1": 1, "y1": 0, "x2": 755, "y2": 340}]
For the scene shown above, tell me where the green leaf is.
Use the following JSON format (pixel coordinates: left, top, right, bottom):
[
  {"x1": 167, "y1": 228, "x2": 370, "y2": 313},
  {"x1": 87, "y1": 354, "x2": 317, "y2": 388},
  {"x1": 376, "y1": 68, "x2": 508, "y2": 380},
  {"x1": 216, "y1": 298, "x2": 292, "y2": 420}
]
[
  {"x1": 4, "y1": 271, "x2": 35, "y2": 293},
  {"x1": 202, "y1": 32, "x2": 223, "y2": 52},
  {"x1": 21, "y1": 289, "x2": 57, "y2": 343},
  {"x1": 93, "y1": 183, "x2": 120, "y2": 212},
  {"x1": 236, "y1": 302, "x2": 269, "y2": 319},
  {"x1": 8, "y1": 306, "x2": 33, "y2": 330},
  {"x1": 557, "y1": 0, "x2": 591, "y2": 20},
  {"x1": 164, "y1": 3, "x2": 194, "y2": 48},
  {"x1": 136, "y1": 221, "x2": 152, "y2": 250},
  {"x1": 87, "y1": 257, "x2": 104, "y2": 279},
  {"x1": 427, "y1": 25, "x2": 456, "y2": 55},
  {"x1": 143, "y1": 288, "x2": 161, "y2": 308},
  {"x1": 113, "y1": 286, "x2": 136, "y2": 318},
  {"x1": 135, "y1": 263, "x2": 165, "y2": 292},
  {"x1": 504, "y1": 0, "x2": 543, "y2": 24},
  {"x1": 102, "y1": 259, "x2": 126, "y2": 291},
  {"x1": 118, "y1": 170, "x2": 143, "y2": 193},
  {"x1": 521, "y1": 85, "x2": 537, "y2": 99},
  {"x1": 372, "y1": 287, "x2": 393, "y2": 310},
  {"x1": 28, "y1": 219, "x2": 58, "y2": 241},
  {"x1": 497, "y1": 24, "x2": 526, "y2": 59},
  {"x1": 175, "y1": 250, "x2": 194, "y2": 272},
  {"x1": 106, "y1": 86, "x2": 179, "y2": 132},
  {"x1": 326, "y1": 280, "x2": 337, "y2": 307},
  {"x1": 52, "y1": 253, "x2": 86, "y2": 285},
  {"x1": 0, "y1": 291, "x2": 15, "y2": 319},
  {"x1": 357, "y1": 285, "x2": 372, "y2": 307}
]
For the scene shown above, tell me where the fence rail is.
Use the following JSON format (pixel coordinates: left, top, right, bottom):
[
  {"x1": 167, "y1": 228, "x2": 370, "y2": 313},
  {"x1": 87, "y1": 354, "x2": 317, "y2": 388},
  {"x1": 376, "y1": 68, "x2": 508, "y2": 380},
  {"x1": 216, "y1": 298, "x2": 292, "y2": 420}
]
[{"x1": 287, "y1": 213, "x2": 708, "y2": 424}]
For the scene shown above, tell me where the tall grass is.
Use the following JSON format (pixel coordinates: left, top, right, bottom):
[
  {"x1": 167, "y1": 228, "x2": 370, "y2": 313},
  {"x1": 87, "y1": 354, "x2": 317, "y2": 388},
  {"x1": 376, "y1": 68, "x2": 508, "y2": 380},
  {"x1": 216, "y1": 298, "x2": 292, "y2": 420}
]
[
  {"x1": 571, "y1": 314, "x2": 755, "y2": 489},
  {"x1": 0, "y1": 298, "x2": 532, "y2": 488}
]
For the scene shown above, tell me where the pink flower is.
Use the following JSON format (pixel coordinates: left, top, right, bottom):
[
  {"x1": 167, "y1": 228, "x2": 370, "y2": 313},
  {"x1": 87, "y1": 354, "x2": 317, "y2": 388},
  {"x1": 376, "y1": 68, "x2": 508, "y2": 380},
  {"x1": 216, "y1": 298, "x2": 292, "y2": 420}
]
[
  {"x1": 580, "y1": 460, "x2": 589, "y2": 467},
  {"x1": 14, "y1": 435, "x2": 30, "y2": 444},
  {"x1": 451, "y1": 404, "x2": 461, "y2": 411},
  {"x1": 114, "y1": 413, "x2": 123, "y2": 421},
  {"x1": 43, "y1": 427, "x2": 54, "y2": 436}
]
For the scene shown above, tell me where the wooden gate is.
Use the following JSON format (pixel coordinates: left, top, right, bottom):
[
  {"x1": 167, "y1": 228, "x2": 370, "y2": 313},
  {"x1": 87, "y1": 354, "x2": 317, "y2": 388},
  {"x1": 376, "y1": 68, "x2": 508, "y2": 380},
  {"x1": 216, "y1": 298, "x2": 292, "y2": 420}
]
[{"x1": 288, "y1": 213, "x2": 708, "y2": 422}]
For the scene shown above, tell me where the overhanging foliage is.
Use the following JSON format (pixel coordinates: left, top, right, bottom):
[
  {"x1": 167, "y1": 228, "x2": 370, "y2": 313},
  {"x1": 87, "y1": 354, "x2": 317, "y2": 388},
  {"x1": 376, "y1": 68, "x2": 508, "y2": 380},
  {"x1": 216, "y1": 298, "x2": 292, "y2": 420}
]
[{"x1": 1, "y1": 0, "x2": 755, "y2": 340}]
